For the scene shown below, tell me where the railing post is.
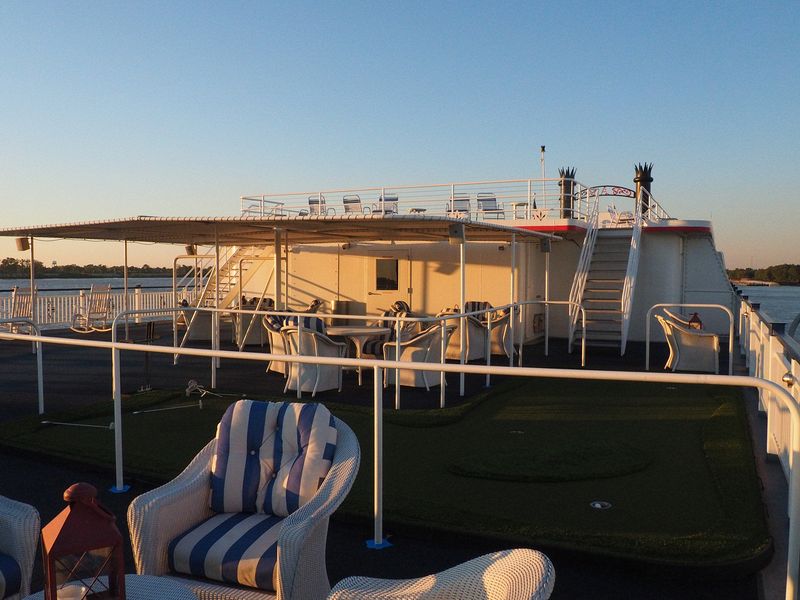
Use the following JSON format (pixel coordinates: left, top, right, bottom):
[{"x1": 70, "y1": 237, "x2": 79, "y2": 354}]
[
  {"x1": 36, "y1": 338, "x2": 44, "y2": 414},
  {"x1": 110, "y1": 346, "x2": 129, "y2": 493},
  {"x1": 395, "y1": 319, "x2": 401, "y2": 409},
  {"x1": 440, "y1": 319, "x2": 446, "y2": 408},
  {"x1": 485, "y1": 311, "x2": 492, "y2": 387},
  {"x1": 367, "y1": 365, "x2": 391, "y2": 549}
]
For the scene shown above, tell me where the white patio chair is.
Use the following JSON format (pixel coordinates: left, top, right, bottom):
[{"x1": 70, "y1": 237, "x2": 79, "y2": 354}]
[
  {"x1": 282, "y1": 321, "x2": 347, "y2": 396},
  {"x1": 383, "y1": 324, "x2": 456, "y2": 389},
  {"x1": 300, "y1": 195, "x2": 336, "y2": 217},
  {"x1": 437, "y1": 306, "x2": 488, "y2": 362},
  {"x1": 447, "y1": 194, "x2": 471, "y2": 218},
  {"x1": 0, "y1": 494, "x2": 40, "y2": 600},
  {"x1": 70, "y1": 283, "x2": 113, "y2": 333},
  {"x1": 3, "y1": 287, "x2": 34, "y2": 333},
  {"x1": 372, "y1": 194, "x2": 399, "y2": 215},
  {"x1": 328, "y1": 548, "x2": 555, "y2": 600},
  {"x1": 662, "y1": 308, "x2": 703, "y2": 330},
  {"x1": 607, "y1": 202, "x2": 634, "y2": 227},
  {"x1": 655, "y1": 314, "x2": 719, "y2": 374},
  {"x1": 128, "y1": 399, "x2": 361, "y2": 600}
]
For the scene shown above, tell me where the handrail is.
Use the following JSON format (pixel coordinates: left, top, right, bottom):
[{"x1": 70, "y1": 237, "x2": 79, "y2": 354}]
[
  {"x1": 619, "y1": 191, "x2": 643, "y2": 354},
  {"x1": 0, "y1": 329, "x2": 797, "y2": 599},
  {"x1": 567, "y1": 189, "x2": 599, "y2": 349},
  {"x1": 645, "y1": 303, "x2": 735, "y2": 375}
]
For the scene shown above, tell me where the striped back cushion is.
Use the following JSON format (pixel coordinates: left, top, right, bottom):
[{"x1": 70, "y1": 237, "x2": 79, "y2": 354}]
[
  {"x1": 262, "y1": 314, "x2": 284, "y2": 332},
  {"x1": 0, "y1": 552, "x2": 21, "y2": 599},
  {"x1": 286, "y1": 315, "x2": 327, "y2": 334},
  {"x1": 464, "y1": 301, "x2": 493, "y2": 315},
  {"x1": 210, "y1": 400, "x2": 337, "y2": 517}
]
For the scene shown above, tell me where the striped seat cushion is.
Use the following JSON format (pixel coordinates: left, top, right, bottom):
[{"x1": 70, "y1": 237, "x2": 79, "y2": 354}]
[
  {"x1": 464, "y1": 301, "x2": 493, "y2": 316},
  {"x1": 210, "y1": 400, "x2": 337, "y2": 516},
  {"x1": 285, "y1": 315, "x2": 327, "y2": 334},
  {"x1": 169, "y1": 513, "x2": 282, "y2": 592},
  {"x1": 0, "y1": 552, "x2": 21, "y2": 599}
]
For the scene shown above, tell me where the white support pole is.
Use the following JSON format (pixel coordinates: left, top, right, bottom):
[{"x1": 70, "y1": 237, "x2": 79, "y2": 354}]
[
  {"x1": 485, "y1": 311, "x2": 492, "y2": 387},
  {"x1": 29, "y1": 237, "x2": 36, "y2": 355},
  {"x1": 274, "y1": 229, "x2": 283, "y2": 310},
  {"x1": 459, "y1": 239, "x2": 466, "y2": 396},
  {"x1": 395, "y1": 320, "x2": 401, "y2": 409},
  {"x1": 545, "y1": 248, "x2": 550, "y2": 357},
  {"x1": 172, "y1": 257, "x2": 178, "y2": 363},
  {"x1": 212, "y1": 230, "x2": 220, "y2": 388},
  {"x1": 440, "y1": 318, "x2": 446, "y2": 408},
  {"x1": 509, "y1": 234, "x2": 516, "y2": 367},
  {"x1": 367, "y1": 365, "x2": 392, "y2": 549},
  {"x1": 123, "y1": 240, "x2": 130, "y2": 342},
  {"x1": 110, "y1": 346, "x2": 128, "y2": 493},
  {"x1": 36, "y1": 339, "x2": 43, "y2": 413}
]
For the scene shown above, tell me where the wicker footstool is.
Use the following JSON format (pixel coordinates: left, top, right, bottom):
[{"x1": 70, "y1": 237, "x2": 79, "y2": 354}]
[{"x1": 328, "y1": 548, "x2": 555, "y2": 600}]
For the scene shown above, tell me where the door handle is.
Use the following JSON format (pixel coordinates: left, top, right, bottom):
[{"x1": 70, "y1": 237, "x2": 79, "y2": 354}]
[{"x1": 368, "y1": 292, "x2": 380, "y2": 295}]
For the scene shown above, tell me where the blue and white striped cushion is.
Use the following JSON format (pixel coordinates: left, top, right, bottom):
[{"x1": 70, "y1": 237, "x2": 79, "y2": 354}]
[
  {"x1": 169, "y1": 512, "x2": 282, "y2": 591},
  {"x1": 210, "y1": 400, "x2": 337, "y2": 517},
  {"x1": 0, "y1": 552, "x2": 21, "y2": 599},
  {"x1": 285, "y1": 315, "x2": 326, "y2": 334},
  {"x1": 464, "y1": 301, "x2": 493, "y2": 315}
]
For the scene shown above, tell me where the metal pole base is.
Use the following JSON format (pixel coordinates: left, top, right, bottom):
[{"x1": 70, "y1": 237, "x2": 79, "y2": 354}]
[
  {"x1": 365, "y1": 538, "x2": 393, "y2": 550},
  {"x1": 109, "y1": 484, "x2": 131, "y2": 494}
]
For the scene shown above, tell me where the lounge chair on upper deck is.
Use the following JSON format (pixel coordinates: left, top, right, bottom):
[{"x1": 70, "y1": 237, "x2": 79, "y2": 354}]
[
  {"x1": 300, "y1": 195, "x2": 336, "y2": 216},
  {"x1": 343, "y1": 194, "x2": 371, "y2": 215},
  {"x1": 607, "y1": 202, "x2": 634, "y2": 226},
  {"x1": 447, "y1": 193, "x2": 471, "y2": 218},
  {"x1": 372, "y1": 194, "x2": 399, "y2": 215},
  {"x1": 477, "y1": 193, "x2": 505, "y2": 219},
  {"x1": 3, "y1": 287, "x2": 34, "y2": 333}
]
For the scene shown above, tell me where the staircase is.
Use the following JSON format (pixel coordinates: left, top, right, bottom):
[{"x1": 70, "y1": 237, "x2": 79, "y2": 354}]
[
  {"x1": 574, "y1": 229, "x2": 632, "y2": 348},
  {"x1": 198, "y1": 246, "x2": 265, "y2": 309}
]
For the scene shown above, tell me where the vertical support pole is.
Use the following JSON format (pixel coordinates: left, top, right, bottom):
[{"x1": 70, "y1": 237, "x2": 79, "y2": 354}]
[
  {"x1": 485, "y1": 311, "x2": 492, "y2": 387},
  {"x1": 395, "y1": 319, "x2": 401, "y2": 409},
  {"x1": 273, "y1": 229, "x2": 283, "y2": 310},
  {"x1": 172, "y1": 258, "x2": 178, "y2": 363},
  {"x1": 123, "y1": 240, "x2": 129, "y2": 342},
  {"x1": 297, "y1": 324, "x2": 303, "y2": 399},
  {"x1": 440, "y1": 319, "x2": 446, "y2": 408},
  {"x1": 212, "y1": 229, "x2": 220, "y2": 388},
  {"x1": 459, "y1": 239, "x2": 465, "y2": 396},
  {"x1": 29, "y1": 237, "x2": 37, "y2": 355},
  {"x1": 509, "y1": 234, "x2": 516, "y2": 367},
  {"x1": 110, "y1": 346, "x2": 129, "y2": 493},
  {"x1": 545, "y1": 247, "x2": 550, "y2": 357},
  {"x1": 36, "y1": 336, "x2": 43, "y2": 414},
  {"x1": 367, "y1": 365, "x2": 391, "y2": 548}
]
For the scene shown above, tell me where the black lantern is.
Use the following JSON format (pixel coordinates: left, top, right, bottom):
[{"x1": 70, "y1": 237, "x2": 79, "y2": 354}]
[{"x1": 41, "y1": 483, "x2": 126, "y2": 600}]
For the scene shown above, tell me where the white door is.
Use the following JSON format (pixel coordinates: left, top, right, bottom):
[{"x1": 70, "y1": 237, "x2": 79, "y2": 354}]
[{"x1": 364, "y1": 251, "x2": 411, "y2": 315}]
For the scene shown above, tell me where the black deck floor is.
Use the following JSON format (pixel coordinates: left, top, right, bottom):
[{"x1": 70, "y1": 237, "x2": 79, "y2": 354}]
[{"x1": 0, "y1": 323, "x2": 760, "y2": 599}]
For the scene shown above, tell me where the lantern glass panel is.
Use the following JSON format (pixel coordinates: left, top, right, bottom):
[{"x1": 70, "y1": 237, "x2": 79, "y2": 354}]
[{"x1": 54, "y1": 547, "x2": 113, "y2": 597}]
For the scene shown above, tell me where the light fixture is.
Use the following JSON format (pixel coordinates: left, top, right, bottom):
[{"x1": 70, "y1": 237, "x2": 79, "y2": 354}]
[
  {"x1": 16, "y1": 237, "x2": 29, "y2": 251},
  {"x1": 184, "y1": 244, "x2": 196, "y2": 256}
]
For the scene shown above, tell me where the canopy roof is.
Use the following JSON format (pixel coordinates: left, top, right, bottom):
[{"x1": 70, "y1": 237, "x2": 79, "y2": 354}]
[{"x1": 0, "y1": 214, "x2": 559, "y2": 245}]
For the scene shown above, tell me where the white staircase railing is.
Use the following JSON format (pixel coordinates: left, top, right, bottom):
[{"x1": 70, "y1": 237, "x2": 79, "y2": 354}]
[
  {"x1": 619, "y1": 191, "x2": 644, "y2": 354},
  {"x1": 567, "y1": 189, "x2": 600, "y2": 350}
]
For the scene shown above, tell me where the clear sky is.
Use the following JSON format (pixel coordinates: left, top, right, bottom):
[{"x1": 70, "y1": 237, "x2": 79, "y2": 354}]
[{"x1": 1, "y1": 1, "x2": 797, "y2": 268}]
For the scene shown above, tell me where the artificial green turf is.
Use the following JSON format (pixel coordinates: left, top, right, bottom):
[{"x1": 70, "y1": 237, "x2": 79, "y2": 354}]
[{"x1": 0, "y1": 379, "x2": 770, "y2": 566}]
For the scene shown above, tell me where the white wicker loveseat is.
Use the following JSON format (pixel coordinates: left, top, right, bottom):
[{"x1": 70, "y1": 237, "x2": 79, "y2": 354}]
[
  {"x1": 328, "y1": 548, "x2": 555, "y2": 600},
  {"x1": 0, "y1": 494, "x2": 40, "y2": 600},
  {"x1": 128, "y1": 400, "x2": 361, "y2": 600}
]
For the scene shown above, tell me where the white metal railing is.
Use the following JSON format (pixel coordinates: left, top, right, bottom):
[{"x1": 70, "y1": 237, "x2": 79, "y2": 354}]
[
  {"x1": 567, "y1": 189, "x2": 600, "y2": 349},
  {"x1": 619, "y1": 191, "x2": 644, "y2": 354},
  {"x1": 640, "y1": 188, "x2": 671, "y2": 222},
  {"x1": 645, "y1": 303, "x2": 735, "y2": 375},
  {"x1": 0, "y1": 328, "x2": 798, "y2": 599},
  {"x1": 240, "y1": 178, "x2": 598, "y2": 223}
]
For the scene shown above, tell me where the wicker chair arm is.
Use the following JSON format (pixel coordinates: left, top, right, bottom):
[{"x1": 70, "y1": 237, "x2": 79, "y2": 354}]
[
  {"x1": 127, "y1": 441, "x2": 215, "y2": 576},
  {"x1": 0, "y1": 496, "x2": 40, "y2": 598},
  {"x1": 277, "y1": 418, "x2": 361, "y2": 600}
]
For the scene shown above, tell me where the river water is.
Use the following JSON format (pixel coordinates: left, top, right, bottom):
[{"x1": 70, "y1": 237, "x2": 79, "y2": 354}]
[{"x1": 736, "y1": 285, "x2": 800, "y2": 323}]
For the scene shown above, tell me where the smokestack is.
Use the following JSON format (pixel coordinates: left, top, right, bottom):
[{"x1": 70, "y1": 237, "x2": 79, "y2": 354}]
[
  {"x1": 558, "y1": 167, "x2": 576, "y2": 219},
  {"x1": 634, "y1": 163, "x2": 653, "y2": 216}
]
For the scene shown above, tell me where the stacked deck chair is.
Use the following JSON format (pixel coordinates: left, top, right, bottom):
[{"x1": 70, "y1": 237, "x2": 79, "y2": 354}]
[
  {"x1": 0, "y1": 495, "x2": 40, "y2": 600},
  {"x1": 128, "y1": 399, "x2": 361, "y2": 600}
]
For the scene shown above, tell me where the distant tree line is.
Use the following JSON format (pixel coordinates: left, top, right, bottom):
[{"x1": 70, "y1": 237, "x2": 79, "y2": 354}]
[
  {"x1": 0, "y1": 257, "x2": 193, "y2": 278},
  {"x1": 728, "y1": 264, "x2": 800, "y2": 285}
]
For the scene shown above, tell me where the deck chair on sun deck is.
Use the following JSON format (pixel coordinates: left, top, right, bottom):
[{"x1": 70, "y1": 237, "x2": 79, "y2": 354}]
[
  {"x1": 372, "y1": 194, "x2": 399, "y2": 215},
  {"x1": 0, "y1": 494, "x2": 40, "y2": 600},
  {"x1": 447, "y1": 193, "x2": 471, "y2": 218},
  {"x1": 477, "y1": 193, "x2": 505, "y2": 219},
  {"x1": 662, "y1": 308, "x2": 703, "y2": 330},
  {"x1": 300, "y1": 195, "x2": 336, "y2": 217},
  {"x1": 127, "y1": 399, "x2": 360, "y2": 600},
  {"x1": 655, "y1": 314, "x2": 719, "y2": 374},
  {"x1": 343, "y1": 194, "x2": 371, "y2": 215},
  {"x1": 4, "y1": 287, "x2": 34, "y2": 333},
  {"x1": 607, "y1": 203, "x2": 634, "y2": 227},
  {"x1": 70, "y1": 283, "x2": 113, "y2": 333}
]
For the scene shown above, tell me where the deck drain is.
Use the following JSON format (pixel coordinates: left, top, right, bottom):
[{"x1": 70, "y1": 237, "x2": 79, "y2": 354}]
[{"x1": 589, "y1": 500, "x2": 613, "y2": 510}]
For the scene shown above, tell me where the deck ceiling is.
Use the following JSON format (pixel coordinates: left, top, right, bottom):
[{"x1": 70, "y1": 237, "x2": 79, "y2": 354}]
[{"x1": 0, "y1": 215, "x2": 559, "y2": 246}]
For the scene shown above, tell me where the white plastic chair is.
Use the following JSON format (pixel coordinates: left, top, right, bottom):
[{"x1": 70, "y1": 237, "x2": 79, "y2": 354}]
[{"x1": 655, "y1": 314, "x2": 719, "y2": 373}]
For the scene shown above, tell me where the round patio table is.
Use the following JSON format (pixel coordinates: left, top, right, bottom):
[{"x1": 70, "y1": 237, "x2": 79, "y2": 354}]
[
  {"x1": 327, "y1": 325, "x2": 391, "y2": 385},
  {"x1": 24, "y1": 574, "x2": 198, "y2": 600}
]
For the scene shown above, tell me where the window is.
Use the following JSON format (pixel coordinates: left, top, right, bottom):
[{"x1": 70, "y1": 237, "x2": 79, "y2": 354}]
[{"x1": 375, "y1": 258, "x2": 399, "y2": 291}]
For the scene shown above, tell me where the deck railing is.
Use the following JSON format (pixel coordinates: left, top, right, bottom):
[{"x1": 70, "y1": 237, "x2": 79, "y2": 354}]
[
  {"x1": 0, "y1": 326, "x2": 798, "y2": 599},
  {"x1": 241, "y1": 177, "x2": 598, "y2": 222}
]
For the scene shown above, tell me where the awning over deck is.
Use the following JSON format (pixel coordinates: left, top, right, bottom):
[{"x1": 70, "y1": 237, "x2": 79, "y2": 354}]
[{"x1": 0, "y1": 214, "x2": 559, "y2": 246}]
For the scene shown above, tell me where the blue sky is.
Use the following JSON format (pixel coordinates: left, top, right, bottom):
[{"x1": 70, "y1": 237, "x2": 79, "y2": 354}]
[{"x1": 1, "y1": 1, "x2": 798, "y2": 267}]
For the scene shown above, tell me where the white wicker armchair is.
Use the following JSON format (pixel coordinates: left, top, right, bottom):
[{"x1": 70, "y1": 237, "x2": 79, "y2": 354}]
[
  {"x1": 327, "y1": 548, "x2": 555, "y2": 600},
  {"x1": 655, "y1": 314, "x2": 719, "y2": 374},
  {"x1": 127, "y1": 411, "x2": 361, "y2": 600},
  {"x1": 0, "y1": 495, "x2": 40, "y2": 600}
]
